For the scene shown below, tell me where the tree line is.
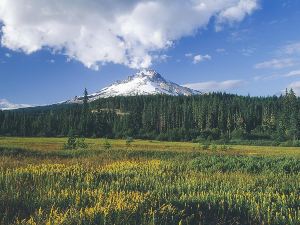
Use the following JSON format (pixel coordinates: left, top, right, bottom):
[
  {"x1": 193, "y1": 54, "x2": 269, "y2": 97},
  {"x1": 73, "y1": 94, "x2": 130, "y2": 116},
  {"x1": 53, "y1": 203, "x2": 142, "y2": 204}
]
[{"x1": 0, "y1": 89, "x2": 299, "y2": 144}]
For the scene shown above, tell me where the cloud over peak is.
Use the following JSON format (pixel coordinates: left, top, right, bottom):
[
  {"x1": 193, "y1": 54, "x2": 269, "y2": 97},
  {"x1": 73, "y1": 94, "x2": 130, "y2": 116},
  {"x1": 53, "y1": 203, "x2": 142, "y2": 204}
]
[{"x1": 0, "y1": 0, "x2": 258, "y2": 70}]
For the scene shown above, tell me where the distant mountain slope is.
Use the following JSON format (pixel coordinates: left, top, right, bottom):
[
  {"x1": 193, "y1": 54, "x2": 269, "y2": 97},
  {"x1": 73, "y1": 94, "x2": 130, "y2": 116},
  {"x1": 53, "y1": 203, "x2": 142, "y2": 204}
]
[
  {"x1": 67, "y1": 69, "x2": 200, "y2": 103},
  {"x1": 0, "y1": 99, "x2": 31, "y2": 110}
]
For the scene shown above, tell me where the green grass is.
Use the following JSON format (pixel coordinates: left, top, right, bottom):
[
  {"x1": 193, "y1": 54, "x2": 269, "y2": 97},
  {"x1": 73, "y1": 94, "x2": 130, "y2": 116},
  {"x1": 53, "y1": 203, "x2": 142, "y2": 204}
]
[
  {"x1": 0, "y1": 137, "x2": 299, "y2": 224},
  {"x1": 0, "y1": 137, "x2": 300, "y2": 157}
]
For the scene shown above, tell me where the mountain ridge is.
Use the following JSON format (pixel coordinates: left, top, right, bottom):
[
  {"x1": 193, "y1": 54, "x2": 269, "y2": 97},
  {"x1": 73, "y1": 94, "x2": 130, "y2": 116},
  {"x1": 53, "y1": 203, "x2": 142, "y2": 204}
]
[{"x1": 67, "y1": 69, "x2": 200, "y2": 103}]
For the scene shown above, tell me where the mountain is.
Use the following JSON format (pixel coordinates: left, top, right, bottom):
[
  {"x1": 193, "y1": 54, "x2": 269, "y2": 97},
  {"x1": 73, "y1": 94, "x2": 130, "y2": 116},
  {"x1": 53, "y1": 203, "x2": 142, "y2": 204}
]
[
  {"x1": 67, "y1": 69, "x2": 200, "y2": 103},
  {"x1": 0, "y1": 99, "x2": 31, "y2": 110}
]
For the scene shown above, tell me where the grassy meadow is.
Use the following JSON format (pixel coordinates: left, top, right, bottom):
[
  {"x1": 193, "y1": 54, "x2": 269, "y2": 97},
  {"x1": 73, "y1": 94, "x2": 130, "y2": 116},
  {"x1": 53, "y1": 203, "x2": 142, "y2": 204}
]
[{"x1": 0, "y1": 137, "x2": 299, "y2": 224}]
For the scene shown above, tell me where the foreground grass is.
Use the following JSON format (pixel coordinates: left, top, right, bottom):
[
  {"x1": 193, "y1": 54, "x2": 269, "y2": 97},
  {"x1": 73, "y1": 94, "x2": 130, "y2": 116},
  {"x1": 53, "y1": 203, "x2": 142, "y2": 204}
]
[{"x1": 0, "y1": 137, "x2": 299, "y2": 224}]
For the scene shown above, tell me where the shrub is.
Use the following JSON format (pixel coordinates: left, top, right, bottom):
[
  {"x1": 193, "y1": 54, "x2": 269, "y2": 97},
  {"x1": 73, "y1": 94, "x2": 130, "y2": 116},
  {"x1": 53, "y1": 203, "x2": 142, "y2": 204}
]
[
  {"x1": 64, "y1": 131, "x2": 77, "y2": 150},
  {"x1": 126, "y1": 137, "x2": 134, "y2": 147},
  {"x1": 64, "y1": 135, "x2": 88, "y2": 150},
  {"x1": 103, "y1": 139, "x2": 112, "y2": 150},
  {"x1": 76, "y1": 138, "x2": 88, "y2": 149}
]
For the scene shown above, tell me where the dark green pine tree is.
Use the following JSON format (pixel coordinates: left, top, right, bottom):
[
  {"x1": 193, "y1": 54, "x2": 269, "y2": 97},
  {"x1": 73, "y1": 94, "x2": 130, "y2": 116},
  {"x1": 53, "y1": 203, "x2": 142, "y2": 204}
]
[
  {"x1": 79, "y1": 88, "x2": 90, "y2": 136},
  {"x1": 286, "y1": 89, "x2": 298, "y2": 141},
  {"x1": 83, "y1": 88, "x2": 89, "y2": 112}
]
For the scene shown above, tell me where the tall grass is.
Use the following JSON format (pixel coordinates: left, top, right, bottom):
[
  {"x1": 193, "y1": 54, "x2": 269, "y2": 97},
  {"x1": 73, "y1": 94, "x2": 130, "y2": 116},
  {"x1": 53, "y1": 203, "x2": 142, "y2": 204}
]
[{"x1": 0, "y1": 145, "x2": 299, "y2": 224}]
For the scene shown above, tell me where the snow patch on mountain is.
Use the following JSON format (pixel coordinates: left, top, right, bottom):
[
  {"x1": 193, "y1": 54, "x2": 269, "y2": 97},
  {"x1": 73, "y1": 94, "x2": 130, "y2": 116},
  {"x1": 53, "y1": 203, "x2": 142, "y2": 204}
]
[
  {"x1": 67, "y1": 70, "x2": 200, "y2": 103},
  {"x1": 0, "y1": 99, "x2": 32, "y2": 110}
]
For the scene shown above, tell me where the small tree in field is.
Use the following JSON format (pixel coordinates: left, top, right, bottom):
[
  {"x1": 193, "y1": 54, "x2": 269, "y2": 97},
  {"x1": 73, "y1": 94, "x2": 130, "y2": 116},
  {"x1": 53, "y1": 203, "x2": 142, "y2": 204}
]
[
  {"x1": 64, "y1": 130, "x2": 77, "y2": 150},
  {"x1": 64, "y1": 130, "x2": 88, "y2": 150},
  {"x1": 76, "y1": 137, "x2": 88, "y2": 149},
  {"x1": 126, "y1": 137, "x2": 134, "y2": 147},
  {"x1": 103, "y1": 139, "x2": 112, "y2": 150}
]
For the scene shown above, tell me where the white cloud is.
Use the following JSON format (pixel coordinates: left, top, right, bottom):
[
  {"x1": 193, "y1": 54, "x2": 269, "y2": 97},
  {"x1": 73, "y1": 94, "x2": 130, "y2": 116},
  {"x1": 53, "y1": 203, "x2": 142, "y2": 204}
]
[
  {"x1": 253, "y1": 76, "x2": 261, "y2": 81},
  {"x1": 216, "y1": 0, "x2": 259, "y2": 28},
  {"x1": 153, "y1": 54, "x2": 170, "y2": 63},
  {"x1": 185, "y1": 52, "x2": 211, "y2": 63},
  {"x1": 253, "y1": 73, "x2": 279, "y2": 81},
  {"x1": 253, "y1": 69, "x2": 300, "y2": 81},
  {"x1": 216, "y1": 48, "x2": 226, "y2": 53},
  {"x1": 287, "y1": 81, "x2": 300, "y2": 96},
  {"x1": 254, "y1": 41, "x2": 300, "y2": 72},
  {"x1": 282, "y1": 42, "x2": 300, "y2": 55},
  {"x1": 193, "y1": 54, "x2": 211, "y2": 64},
  {"x1": 0, "y1": 99, "x2": 31, "y2": 110},
  {"x1": 241, "y1": 47, "x2": 255, "y2": 56},
  {"x1": 284, "y1": 70, "x2": 300, "y2": 77},
  {"x1": 185, "y1": 53, "x2": 193, "y2": 57},
  {"x1": 228, "y1": 28, "x2": 251, "y2": 41},
  {"x1": 48, "y1": 59, "x2": 55, "y2": 64},
  {"x1": 254, "y1": 58, "x2": 296, "y2": 69},
  {"x1": 183, "y1": 80, "x2": 245, "y2": 92},
  {"x1": 5, "y1": 53, "x2": 11, "y2": 58},
  {"x1": 0, "y1": 0, "x2": 258, "y2": 70}
]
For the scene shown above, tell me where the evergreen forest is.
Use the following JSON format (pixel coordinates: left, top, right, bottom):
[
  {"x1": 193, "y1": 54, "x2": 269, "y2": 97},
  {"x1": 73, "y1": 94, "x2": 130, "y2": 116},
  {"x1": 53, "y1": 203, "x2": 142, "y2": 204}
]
[{"x1": 1, "y1": 90, "x2": 299, "y2": 145}]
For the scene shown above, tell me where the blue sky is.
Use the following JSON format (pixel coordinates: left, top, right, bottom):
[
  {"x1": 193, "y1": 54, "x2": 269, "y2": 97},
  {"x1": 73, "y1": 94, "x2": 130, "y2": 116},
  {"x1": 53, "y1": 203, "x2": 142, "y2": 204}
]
[{"x1": 0, "y1": 0, "x2": 300, "y2": 106}]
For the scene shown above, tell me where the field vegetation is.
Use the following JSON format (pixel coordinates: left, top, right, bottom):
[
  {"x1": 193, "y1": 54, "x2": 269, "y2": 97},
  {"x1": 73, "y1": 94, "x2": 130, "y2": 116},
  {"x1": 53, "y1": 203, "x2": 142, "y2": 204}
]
[{"x1": 0, "y1": 137, "x2": 299, "y2": 224}]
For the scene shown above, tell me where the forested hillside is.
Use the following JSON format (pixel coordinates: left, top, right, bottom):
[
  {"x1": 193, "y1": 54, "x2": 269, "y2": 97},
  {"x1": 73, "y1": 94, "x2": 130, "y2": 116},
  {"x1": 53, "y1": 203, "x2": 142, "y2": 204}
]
[{"x1": 0, "y1": 90, "x2": 299, "y2": 144}]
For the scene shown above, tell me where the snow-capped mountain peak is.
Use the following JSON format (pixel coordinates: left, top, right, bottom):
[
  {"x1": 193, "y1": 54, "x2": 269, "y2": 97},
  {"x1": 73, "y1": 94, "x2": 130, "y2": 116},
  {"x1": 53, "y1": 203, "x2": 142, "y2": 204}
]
[
  {"x1": 135, "y1": 69, "x2": 163, "y2": 79},
  {"x1": 68, "y1": 69, "x2": 200, "y2": 103}
]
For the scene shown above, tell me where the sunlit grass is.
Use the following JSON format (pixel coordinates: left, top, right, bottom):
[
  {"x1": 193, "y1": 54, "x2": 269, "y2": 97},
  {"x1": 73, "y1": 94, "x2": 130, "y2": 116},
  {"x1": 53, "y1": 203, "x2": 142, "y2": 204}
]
[
  {"x1": 0, "y1": 137, "x2": 299, "y2": 224},
  {"x1": 0, "y1": 137, "x2": 300, "y2": 157}
]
